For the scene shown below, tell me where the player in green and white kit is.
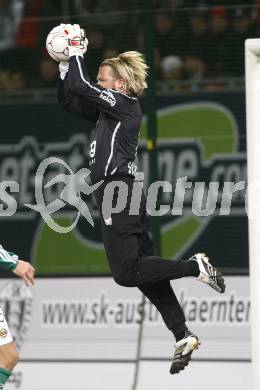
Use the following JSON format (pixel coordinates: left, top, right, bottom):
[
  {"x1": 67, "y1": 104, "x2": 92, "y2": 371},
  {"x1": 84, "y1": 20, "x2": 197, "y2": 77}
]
[{"x1": 0, "y1": 245, "x2": 35, "y2": 389}]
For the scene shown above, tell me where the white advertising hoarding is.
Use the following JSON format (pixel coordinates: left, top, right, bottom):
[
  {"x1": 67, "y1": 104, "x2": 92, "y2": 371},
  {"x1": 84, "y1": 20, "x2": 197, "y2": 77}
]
[{"x1": 0, "y1": 276, "x2": 250, "y2": 389}]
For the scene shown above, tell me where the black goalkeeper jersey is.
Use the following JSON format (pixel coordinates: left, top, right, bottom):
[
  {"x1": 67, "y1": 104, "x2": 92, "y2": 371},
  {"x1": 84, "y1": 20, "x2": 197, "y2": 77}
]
[{"x1": 58, "y1": 55, "x2": 142, "y2": 184}]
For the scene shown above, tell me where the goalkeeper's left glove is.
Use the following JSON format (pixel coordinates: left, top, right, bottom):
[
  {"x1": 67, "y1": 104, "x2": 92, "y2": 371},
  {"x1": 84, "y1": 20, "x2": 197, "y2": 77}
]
[{"x1": 63, "y1": 24, "x2": 88, "y2": 57}]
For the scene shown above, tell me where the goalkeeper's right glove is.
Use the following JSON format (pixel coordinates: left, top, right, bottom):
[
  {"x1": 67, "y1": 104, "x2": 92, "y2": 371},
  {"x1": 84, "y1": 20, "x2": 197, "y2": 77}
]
[{"x1": 63, "y1": 24, "x2": 88, "y2": 57}]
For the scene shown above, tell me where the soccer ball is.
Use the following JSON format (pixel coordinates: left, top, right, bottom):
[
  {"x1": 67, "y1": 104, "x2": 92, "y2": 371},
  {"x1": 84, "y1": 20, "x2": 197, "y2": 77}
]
[{"x1": 46, "y1": 25, "x2": 69, "y2": 62}]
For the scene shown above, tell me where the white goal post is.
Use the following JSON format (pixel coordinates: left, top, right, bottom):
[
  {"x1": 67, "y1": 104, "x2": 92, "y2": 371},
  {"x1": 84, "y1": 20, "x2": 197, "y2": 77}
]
[{"x1": 245, "y1": 38, "x2": 260, "y2": 390}]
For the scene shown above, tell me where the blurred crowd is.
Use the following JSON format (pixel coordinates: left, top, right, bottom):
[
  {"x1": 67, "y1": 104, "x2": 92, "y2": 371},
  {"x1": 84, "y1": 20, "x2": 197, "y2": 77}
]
[{"x1": 0, "y1": 0, "x2": 259, "y2": 92}]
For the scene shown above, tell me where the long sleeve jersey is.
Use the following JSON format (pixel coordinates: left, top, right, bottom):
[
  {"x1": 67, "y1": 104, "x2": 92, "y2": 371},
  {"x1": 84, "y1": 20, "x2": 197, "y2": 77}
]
[
  {"x1": 0, "y1": 245, "x2": 18, "y2": 270},
  {"x1": 57, "y1": 55, "x2": 142, "y2": 184}
]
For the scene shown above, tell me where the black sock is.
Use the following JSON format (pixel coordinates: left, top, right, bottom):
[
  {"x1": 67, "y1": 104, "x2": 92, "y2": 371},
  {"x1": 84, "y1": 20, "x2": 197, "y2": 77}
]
[
  {"x1": 175, "y1": 331, "x2": 186, "y2": 342},
  {"x1": 189, "y1": 260, "x2": 200, "y2": 277},
  {"x1": 175, "y1": 329, "x2": 193, "y2": 342}
]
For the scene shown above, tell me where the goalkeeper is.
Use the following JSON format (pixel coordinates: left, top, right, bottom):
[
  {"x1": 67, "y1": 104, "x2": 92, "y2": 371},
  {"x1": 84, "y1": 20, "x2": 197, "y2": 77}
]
[
  {"x1": 57, "y1": 23, "x2": 225, "y2": 374},
  {"x1": 0, "y1": 245, "x2": 34, "y2": 389}
]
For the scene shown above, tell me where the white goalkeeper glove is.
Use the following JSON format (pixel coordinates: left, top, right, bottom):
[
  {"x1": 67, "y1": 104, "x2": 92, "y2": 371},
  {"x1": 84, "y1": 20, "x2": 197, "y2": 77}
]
[{"x1": 63, "y1": 23, "x2": 88, "y2": 57}]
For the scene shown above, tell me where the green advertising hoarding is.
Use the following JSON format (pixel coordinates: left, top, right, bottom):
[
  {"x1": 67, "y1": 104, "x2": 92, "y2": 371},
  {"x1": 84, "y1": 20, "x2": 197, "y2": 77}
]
[{"x1": 0, "y1": 92, "x2": 247, "y2": 275}]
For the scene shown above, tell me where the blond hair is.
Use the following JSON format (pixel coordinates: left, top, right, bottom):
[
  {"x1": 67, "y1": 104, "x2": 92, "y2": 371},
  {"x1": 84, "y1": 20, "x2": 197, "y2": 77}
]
[{"x1": 101, "y1": 51, "x2": 149, "y2": 96}]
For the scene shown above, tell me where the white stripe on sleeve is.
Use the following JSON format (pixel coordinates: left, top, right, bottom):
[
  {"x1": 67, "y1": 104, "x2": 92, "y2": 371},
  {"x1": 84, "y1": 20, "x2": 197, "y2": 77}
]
[
  {"x1": 104, "y1": 121, "x2": 121, "y2": 176},
  {"x1": 76, "y1": 56, "x2": 101, "y2": 93}
]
